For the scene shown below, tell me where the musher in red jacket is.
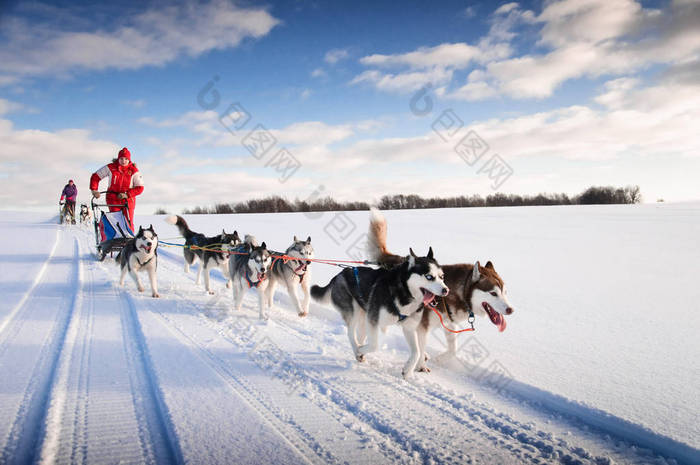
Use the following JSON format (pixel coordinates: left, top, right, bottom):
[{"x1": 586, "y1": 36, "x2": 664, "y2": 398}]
[{"x1": 90, "y1": 147, "x2": 144, "y2": 231}]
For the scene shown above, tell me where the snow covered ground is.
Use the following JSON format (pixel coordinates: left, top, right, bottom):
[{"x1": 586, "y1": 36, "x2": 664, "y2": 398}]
[{"x1": 0, "y1": 204, "x2": 698, "y2": 464}]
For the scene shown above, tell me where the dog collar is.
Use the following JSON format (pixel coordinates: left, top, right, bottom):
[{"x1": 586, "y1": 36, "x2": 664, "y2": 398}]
[{"x1": 244, "y1": 268, "x2": 265, "y2": 288}]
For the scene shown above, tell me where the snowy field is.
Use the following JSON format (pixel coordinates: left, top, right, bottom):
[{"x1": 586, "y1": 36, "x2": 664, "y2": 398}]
[{"x1": 0, "y1": 204, "x2": 698, "y2": 464}]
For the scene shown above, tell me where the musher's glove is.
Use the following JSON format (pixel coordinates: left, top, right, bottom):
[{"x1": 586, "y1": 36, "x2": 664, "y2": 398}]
[
  {"x1": 91, "y1": 190, "x2": 100, "y2": 199},
  {"x1": 118, "y1": 193, "x2": 128, "y2": 200}
]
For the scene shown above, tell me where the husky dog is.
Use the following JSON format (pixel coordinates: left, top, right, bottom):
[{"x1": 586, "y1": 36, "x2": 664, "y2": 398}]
[
  {"x1": 117, "y1": 225, "x2": 159, "y2": 298},
  {"x1": 266, "y1": 236, "x2": 314, "y2": 317},
  {"x1": 311, "y1": 214, "x2": 448, "y2": 378},
  {"x1": 229, "y1": 235, "x2": 273, "y2": 320},
  {"x1": 165, "y1": 215, "x2": 241, "y2": 294},
  {"x1": 367, "y1": 209, "x2": 514, "y2": 370},
  {"x1": 79, "y1": 204, "x2": 91, "y2": 225}
]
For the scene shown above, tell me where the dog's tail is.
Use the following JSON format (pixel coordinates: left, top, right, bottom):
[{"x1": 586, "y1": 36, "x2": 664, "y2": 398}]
[
  {"x1": 164, "y1": 215, "x2": 195, "y2": 239},
  {"x1": 310, "y1": 282, "x2": 333, "y2": 306},
  {"x1": 244, "y1": 234, "x2": 259, "y2": 247},
  {"x1": 367, "y1": 208, "x2": 405, "y2": 268}
]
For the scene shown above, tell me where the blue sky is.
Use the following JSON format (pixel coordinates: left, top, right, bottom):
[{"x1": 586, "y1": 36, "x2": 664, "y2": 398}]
[{"x1": 1, "y1": 0, "x2": 699, "y2": 212}]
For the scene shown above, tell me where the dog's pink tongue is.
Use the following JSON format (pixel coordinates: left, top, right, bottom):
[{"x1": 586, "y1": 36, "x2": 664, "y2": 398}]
[
  {"x1": 422, "y1": 291, "x2": 435, "y2": 305},
  {"x1": 494, "y1": 313, "x2": 507, "y2": 332}
]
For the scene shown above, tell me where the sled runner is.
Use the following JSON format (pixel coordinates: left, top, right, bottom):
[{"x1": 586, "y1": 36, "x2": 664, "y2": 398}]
[{"x1": 91, "y1": 191, "x2": 134, "y2": 261}]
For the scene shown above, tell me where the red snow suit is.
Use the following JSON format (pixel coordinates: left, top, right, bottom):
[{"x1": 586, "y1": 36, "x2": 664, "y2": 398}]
[{"x1": 89, "y1": 161, "x2": 144, "y2": 230}]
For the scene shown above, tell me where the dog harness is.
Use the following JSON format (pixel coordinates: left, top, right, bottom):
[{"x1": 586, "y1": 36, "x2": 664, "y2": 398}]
[{"x1": 352, "y1": 267, "x2": 410, "y2": 322}]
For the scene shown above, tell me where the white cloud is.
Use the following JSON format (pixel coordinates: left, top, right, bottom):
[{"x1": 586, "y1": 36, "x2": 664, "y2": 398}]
[
  {"x1": 0, "y1": 99, "x2": 24, "y2": 116},
  {"x1": 310, "y1": 68, "x2": 326, "y2": 78},
  {"x1": 0, "y1": 119, "x2": 118, "y2": 207},
  {"x1": 355, "y1": 0, "x2": 700, "y2": 100},
  {"x1": 0, "y1": 1, "x2": 280, "y2": 79},
  {"x1": 494, "y1": 3, "x2": 520, "y2": 15},
  {"x1": 324, "y1": 48, "x2": 350, "y2": 64},
  {"x1": 350, "y1": 4, "x2": 524, "y2": 94},
  {"x1": 123, "y1": 99, "x2": 146, "y2": 109},
  {"x1": 360, "y1": 43, "x2": 483, "y2": 69},
  {"x1": 350, "y1": 68, "x2": 456, "y2": 93}
]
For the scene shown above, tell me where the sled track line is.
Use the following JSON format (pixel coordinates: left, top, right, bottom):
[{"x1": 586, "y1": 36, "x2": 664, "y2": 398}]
[
  {"x1": 144, "y1": 301, "x2": 352, "y2": 465},
  {"x1": 36, "y1": 236, "x2": 87, "y2": 465},
  {"x1": 270, "y1": 318, "x2": 603, "y2": 465},
  {"x1": 0, "y1": 229, "x2": 61, "y2": 339},
  {"x1": 119, "y1": 289, "x2": 185, "y2": 465},
  {"x1": 0, "y1": 236, "x2": 80, "y2": 465}
]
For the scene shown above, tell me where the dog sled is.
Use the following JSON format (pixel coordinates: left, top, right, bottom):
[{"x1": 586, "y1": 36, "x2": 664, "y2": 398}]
[{"x1": 91, "y1": 191, "x2": 133, "y2": 261}]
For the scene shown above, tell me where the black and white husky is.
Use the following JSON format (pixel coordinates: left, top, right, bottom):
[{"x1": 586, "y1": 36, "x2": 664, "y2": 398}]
[
  {"x1": 117, "y1": 225, "x2": 159, "y2": 298},
  {"x1": 367, "y1": 209, "x2": 515, "y2": 371},
  {"x1": 79, "y1": 204, "x2": 91, "y2": 225},
  {"x1": 229, "y1": 236, "x2": 273, "y2": 320},
  {"x1": 266, "y1": 236, "x2": 314, "y2": 317},
  {"x1": 311, "y1": 212, "x2": 449, "y2": 378},
  {"x1": 165, "y1": 215, "x2": 241, "y2": 294}
]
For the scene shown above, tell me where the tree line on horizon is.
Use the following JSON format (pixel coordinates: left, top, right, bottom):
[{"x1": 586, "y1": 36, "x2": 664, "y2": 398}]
[{"x1": 158, "y1": 185, "x2": 641, "y2": 215}]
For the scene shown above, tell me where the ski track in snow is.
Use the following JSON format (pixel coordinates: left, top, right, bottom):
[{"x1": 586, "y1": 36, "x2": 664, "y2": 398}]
[{"x1": 0, "y1": 221, "x2": 698, "y2": 465}]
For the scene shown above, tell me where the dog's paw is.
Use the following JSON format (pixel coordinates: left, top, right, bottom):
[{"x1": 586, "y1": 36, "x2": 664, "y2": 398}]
[
  {"x1": 401, "y1": 370, "x2": 414, "y2": 380},
  {"x1": 208, "y1": 291, "x2": 215, "y2": 295},
  {"x1": 152, "y1": 292, "x2": 160, "y2": 298},
  {"x1": 226, "y1": 281, "x2": 231, "y2": 289},
  {"x1": 416, "y1": 365, "x2": 431, "y2": 373},
  {"x1": 356, "y1": 354, "x2": 366, "y2": 362},
  {"x1": 297, "y1": 311, "x2": 308, "y2": 318},
  {"x1": 138, "y1": 286, "x2": 145, "y2": 292}
]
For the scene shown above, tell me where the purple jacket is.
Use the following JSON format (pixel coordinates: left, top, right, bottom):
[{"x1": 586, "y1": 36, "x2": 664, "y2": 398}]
[{"x1": 61, "y1": 184, "x2": 77, "y2": 202}]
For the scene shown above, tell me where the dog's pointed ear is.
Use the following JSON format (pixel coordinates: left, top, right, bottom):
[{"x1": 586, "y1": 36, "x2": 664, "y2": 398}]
[
  {"x1": 306, "y1": 236, "x2": 311, "y2": 244},
  {"x1": 485, "y1": 261, "x2": 494, "y2": 270},
  {"x1": 408, "y1": 249, "x2": 416, "y2": 267},
  {"x1": 261, "y1": 241, "x2": 267, "y2": 249},
  {"x1": 427, "y1": 247, "x2": 434, "y2": 260},
  {"x1": 409, "y1": 248, "x2": 417, "y2": 258},
  {"x1": 472, "y1": 261, "x2": 481, "y2": 282},
  {"x1": 294, "y1": 235, "x2": 299, "y2": 242},
  {"x1": 138, "y1": 226, "x2": 143, "y2": 234}
]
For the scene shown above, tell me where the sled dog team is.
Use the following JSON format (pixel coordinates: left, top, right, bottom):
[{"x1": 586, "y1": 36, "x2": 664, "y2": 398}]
[{"x1": 116, "y1": 209, "x2": 514, "y2": 378}]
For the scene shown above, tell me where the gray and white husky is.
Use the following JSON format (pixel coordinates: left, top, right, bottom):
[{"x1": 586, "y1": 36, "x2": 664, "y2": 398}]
[
  {"x1": 229, "y1": 235, "x2": 273, "y2": 320},
  {"x1": 117, "y1": 225, "x2": 159, "y2": 298},
  {"x1": 266, "y1": 236, "x2": 314, "y2": 317},
  {"x1": 311, "y1": 211, "x2": 449, "y2": 378},
  {"x1": 367, "y1": 209, "x2": 515, "y2": 371},
  {"x1": 165, "y1": 215, "x2": 241, "y2": 294}
]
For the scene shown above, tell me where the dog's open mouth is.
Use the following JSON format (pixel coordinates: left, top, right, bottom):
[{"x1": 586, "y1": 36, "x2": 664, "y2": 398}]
[
  {"x1": 420, "y1": 288, "x2": 437, "y2": 306},
  {"x1": 483, "y1": 302, "x2": 507, "y2": 332},
  {"x1": 140, "y1": 245, "x2": 152, "y2": 254}
]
